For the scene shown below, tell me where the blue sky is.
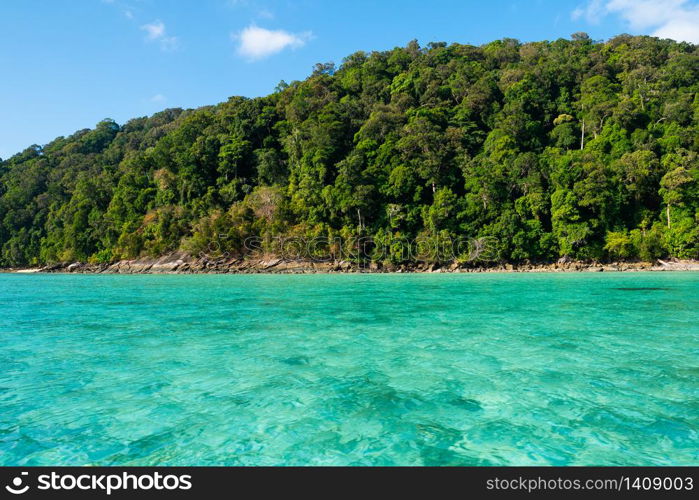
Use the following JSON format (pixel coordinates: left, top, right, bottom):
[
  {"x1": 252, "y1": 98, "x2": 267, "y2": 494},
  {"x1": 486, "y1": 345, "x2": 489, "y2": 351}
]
[{"x1": 1, "y1": 0, "x2": 698, "y2": 159}]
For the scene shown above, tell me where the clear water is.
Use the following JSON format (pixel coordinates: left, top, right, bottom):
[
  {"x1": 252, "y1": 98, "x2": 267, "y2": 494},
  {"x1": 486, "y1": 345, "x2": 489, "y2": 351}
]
[{"x1": 0, "y1": 273, "x2": 697, "y2": 466}]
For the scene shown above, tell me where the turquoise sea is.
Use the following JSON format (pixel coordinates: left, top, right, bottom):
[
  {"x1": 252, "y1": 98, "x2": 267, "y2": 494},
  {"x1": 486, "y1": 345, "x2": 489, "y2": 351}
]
[{"x1": 0, "y1": 272, "x2": 697, "y2": 466}]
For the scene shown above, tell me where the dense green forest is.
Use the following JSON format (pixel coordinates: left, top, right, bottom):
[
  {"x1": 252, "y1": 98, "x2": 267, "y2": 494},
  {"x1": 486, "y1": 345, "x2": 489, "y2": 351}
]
[{"x1": 1, "y1": 34, "x2": 698, "y2": 267}]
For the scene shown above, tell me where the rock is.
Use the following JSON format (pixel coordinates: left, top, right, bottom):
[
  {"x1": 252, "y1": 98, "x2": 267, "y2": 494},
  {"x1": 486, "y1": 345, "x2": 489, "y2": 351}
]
[{"x1": 261, "y1": 258, "x2": 281, "y2": 269}]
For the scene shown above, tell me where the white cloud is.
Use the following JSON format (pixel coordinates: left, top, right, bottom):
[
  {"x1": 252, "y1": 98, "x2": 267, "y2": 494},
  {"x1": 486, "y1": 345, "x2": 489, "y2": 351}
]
[
  {"x1": 234, "y1": 25, "x2": 311, "y2": 60},
  {"x1": 150, "y1": 94, "x2": 167, "y2": 103},
  {"x1": 101, "y1": 0, "x2": 135, "y2": 20},
  {"x1": 573, "y1": 0, "x2": 699, "y2": 43},
  {"x1": 142, "y1": 20, "x2": 165, "y2": 39},
  {"x1": 141, "y1": 20, "x2": 178, "y2": 51},
  {"x1": 257, "y1": 9, "x2": 274, "y2": 20},
  {"x1": 572, "y1": 0, "x2": 605, "y2": 23}
]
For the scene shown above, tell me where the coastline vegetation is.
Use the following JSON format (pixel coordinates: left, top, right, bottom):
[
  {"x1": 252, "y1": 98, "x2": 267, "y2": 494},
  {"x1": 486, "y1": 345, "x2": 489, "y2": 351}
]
[{"x1": 1, "y1": 34, "x2": 698, "y2": 268}]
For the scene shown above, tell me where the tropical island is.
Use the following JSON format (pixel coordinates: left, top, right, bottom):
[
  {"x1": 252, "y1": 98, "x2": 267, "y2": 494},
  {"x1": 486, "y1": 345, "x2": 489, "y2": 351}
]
[
  {"x1": 1, "y1": 34, "x2": 698, "y2": 273},
  {"x1": 2, "y1": 7, "x2": 699, "y2": 470}
]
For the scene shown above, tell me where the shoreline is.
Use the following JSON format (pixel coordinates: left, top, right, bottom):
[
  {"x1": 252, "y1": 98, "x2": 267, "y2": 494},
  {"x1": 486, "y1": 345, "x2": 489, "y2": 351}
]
[{"x1": 3, "y1": 253, "x2": 699, "y2": 275}]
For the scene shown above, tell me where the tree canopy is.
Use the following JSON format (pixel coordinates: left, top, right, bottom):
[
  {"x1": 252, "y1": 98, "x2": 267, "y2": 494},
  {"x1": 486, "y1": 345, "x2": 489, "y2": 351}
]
[{"x1": 1, "y1": 34, "x2": 698, "y2": 267}]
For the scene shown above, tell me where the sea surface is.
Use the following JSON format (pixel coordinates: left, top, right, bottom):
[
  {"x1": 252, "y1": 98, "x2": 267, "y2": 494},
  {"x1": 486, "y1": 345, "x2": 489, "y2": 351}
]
[{"x1": 0, "y1": 272, "x2": 697, "y2": 466}]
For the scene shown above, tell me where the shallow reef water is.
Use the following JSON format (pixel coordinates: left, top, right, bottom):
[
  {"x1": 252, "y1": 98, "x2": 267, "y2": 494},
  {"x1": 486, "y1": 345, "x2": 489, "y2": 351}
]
[{"x1": 0, "y1": 272, "x2": 697, "y2": 465}]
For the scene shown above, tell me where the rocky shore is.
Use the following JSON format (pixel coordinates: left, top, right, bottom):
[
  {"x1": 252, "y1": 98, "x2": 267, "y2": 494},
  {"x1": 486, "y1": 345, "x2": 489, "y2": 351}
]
[{"x1": 5, "y1": 252, "x2": 699, "y2": 274}]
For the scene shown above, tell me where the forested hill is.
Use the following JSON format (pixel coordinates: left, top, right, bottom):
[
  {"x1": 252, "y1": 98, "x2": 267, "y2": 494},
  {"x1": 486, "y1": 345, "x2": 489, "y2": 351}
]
[{"x1": 1, "y1": 34, "x2": 698, "y2": 268}]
